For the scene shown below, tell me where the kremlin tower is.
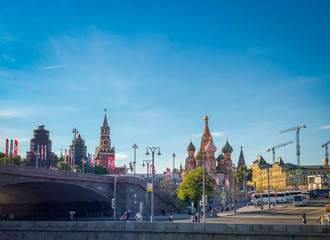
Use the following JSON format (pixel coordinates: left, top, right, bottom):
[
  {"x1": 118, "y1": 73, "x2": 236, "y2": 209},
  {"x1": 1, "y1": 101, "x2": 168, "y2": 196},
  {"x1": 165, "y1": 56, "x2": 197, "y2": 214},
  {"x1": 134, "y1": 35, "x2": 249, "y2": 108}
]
[{"x1": 94, "y1": 109, "x2": 115, "y2": 168}]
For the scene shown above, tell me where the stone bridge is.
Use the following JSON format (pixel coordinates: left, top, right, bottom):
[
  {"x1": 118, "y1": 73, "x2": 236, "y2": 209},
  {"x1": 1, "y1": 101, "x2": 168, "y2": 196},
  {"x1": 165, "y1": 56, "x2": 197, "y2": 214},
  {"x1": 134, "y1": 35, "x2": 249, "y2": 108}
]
[{"x1": 0, "y1": 164, "x2": 179, "y2": 220}]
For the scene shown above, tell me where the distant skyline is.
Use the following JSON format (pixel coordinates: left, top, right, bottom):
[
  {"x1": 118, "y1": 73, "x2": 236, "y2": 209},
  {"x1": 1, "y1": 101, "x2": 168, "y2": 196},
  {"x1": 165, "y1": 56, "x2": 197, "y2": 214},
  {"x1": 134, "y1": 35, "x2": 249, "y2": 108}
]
[{"x1": 0, "y1": 1, "x2": 329, "y2": 173}]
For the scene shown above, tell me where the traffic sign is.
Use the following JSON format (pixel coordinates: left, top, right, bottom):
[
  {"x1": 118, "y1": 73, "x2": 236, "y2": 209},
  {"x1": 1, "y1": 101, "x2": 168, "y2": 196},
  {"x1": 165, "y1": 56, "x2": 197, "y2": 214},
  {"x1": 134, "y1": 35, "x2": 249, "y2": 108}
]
[
  {"x1": 274, "y1": 187, "x2": 278, "y2": 191},
  {"x1": 221, "y1": 192, "x2": 226, "y2": 198},
  {"x1": 296, "y1": 169, "x2": 302, "y2": 175},
  {"x1": 147, "y1": 183, "x2": 152, "y2": 192},
  {"x1": 327, "y1": 174, "x2": 330, "y2": 178}
]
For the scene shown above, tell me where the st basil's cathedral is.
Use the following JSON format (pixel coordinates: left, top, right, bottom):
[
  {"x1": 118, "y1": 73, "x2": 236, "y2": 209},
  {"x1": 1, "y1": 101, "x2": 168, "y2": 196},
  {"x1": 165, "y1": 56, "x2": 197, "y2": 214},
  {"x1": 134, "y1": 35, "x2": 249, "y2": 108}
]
[{"x1": 185, "y1": 115, "x2": 240, "y2": 177}]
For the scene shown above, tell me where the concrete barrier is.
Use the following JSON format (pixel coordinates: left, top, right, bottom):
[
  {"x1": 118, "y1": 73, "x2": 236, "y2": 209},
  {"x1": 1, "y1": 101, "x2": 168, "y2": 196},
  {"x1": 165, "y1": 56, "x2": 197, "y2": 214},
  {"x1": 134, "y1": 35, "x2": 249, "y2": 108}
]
[{"x1": 0, "y1": 221, "x2": 329, "y2": 240}]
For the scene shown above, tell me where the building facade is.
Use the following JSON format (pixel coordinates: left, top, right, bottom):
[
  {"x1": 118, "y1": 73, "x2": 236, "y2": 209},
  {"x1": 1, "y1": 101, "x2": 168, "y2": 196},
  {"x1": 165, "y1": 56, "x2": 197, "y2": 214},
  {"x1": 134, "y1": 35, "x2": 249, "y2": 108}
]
[
  {"x1": 70, "y1": 133, "x2": 87, "y2": 167},
  {"x1": 184, "y1": 115, "x2": 237, "y2": 177},
  {"x1": 251, "y1": 155, "x2": 330, "y2": 191},
  {"x1": 25, "y1": 125, "x2": 56, "y2": 167}
]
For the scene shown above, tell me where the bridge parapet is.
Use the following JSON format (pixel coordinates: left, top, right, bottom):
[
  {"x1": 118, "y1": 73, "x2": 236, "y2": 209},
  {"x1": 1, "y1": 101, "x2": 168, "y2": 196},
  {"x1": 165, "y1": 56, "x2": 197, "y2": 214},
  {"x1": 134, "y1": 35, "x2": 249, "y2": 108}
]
[{"x1": 0, "y1": 221, "x2": 329, "y2": 240}]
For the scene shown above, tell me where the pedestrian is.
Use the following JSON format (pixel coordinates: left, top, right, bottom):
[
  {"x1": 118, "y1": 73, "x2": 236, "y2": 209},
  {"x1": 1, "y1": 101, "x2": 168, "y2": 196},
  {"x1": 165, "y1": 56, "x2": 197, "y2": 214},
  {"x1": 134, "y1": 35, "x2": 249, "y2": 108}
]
[
  {"x1": 169, "y1": 212, "x2": 173, "y2": 222},
  {"x1": 302, "y1": 213, "x2": 307, "y2": 224},
  {"x1": 196, "y1": 212, "x2": 200, "y2": 222},
  {"x1": 135, "y1": 211, "x2": 141, "y2": 222},
  {"x1": 272, "y1": 202, "x2": 275, "y2": 208},
  {"x1": 120, "y1": 211, "x2": 128, "y2": 221}
]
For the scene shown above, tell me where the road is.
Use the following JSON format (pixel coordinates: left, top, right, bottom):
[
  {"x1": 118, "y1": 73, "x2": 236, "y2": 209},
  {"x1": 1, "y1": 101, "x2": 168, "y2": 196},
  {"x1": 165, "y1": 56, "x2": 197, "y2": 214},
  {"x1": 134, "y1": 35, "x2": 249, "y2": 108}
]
[{"x1": 162, "y1": 198, "x2": 330, "y2": 225}]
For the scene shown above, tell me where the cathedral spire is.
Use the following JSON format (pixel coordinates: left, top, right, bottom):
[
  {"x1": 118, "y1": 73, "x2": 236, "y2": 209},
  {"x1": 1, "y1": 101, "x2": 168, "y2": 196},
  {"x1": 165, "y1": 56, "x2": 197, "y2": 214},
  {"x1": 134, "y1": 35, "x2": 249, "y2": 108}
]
[
  {"x1": 202, "y1": 114, "x2": 211, "y2": 139},
  {"x1": 103, "y1": 108, "x2": 109, "y2": 128},
  {"x1": 237, "y1": 146, "x2": 246, "y2": 168}
]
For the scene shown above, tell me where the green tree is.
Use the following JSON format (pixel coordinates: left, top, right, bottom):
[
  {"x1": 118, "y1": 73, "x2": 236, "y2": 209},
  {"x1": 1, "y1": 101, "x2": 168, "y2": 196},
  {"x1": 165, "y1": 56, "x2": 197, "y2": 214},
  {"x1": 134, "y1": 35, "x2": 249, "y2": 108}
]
[
  {"x1": 160, "y1": 178, "x2": 174, "y2": 192},
  {"x1": 176, "y1": 167, "x2": 215, "y2": 206},
  {"x1": 235, "y1": 165, "x2": 252, "y2": 183},
  {"x1": 0, "y1": 152, "x2": 23, "y2": 165},
  {"x1": 92, "y1": 164, "x2": 107, "y2": 175},
  {"x1": 57, "y1": 160, "x2": 72, "y2": 171}
]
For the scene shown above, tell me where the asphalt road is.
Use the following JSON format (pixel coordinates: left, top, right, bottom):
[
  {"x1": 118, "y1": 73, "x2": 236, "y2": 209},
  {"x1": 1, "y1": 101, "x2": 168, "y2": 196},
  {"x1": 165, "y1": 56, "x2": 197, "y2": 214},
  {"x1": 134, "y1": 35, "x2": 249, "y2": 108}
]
[{"x1": 170, "y1": 198, "x2": 330, "y2": 225}]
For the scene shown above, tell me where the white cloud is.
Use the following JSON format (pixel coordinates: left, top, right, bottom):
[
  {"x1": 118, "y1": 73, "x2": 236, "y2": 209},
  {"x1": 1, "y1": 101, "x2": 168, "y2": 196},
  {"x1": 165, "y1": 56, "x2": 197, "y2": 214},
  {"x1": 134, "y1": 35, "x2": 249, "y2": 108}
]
[
  {"x1": 37, "y1": 64, "x2": 73, "y2": 70},
  {"x1": 0, "y1": 110, "x2": 25, "y2": 118},
  {"x1": 116, "y1": 152, "x2": 129, "y2": 160},
  {"x1": 3, "y1": 54, "x2": 15, "y2": 62},
  {"x1": 212, "y1": 132, "x2": 225, "y2": 137},
  {"x1": 318, "y1": 125, "x2": 330, "y2": 130},
  {"x1": 192, "y1": 132, "x2": 225, "y2": 138},
  {"x1": 0, "y1": 32, "x2": 17, "y2": 42}
]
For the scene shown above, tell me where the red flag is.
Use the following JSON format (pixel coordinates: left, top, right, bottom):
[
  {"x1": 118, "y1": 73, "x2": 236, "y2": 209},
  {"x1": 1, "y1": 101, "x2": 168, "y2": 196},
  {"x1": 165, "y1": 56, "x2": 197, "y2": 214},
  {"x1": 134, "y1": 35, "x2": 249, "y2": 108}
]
[
  {"x1": 5, "y1": 139, "x2": 9, "y2": 155},
  {"x1": 65, "y1": 149, "x2": 67, "y2": 163},
  {"x1": 14, "y1": 140, "x2": 18, "y2": 156},
  {"x1": 41, "y1": 145, "x2": 44, "y2": 160}
]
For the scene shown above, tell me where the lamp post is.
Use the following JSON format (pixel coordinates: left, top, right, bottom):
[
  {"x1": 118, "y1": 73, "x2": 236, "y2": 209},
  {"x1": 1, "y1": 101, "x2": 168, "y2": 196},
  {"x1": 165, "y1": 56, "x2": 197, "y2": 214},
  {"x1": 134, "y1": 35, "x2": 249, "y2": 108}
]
[
  {"x1": 146, "y1": 146, "x2": 161, "y2": 222},
  {"x1": 172, "y1": 153, "x2": 176, "y2": 184},
  {"x1": 202, "y1": 155, "x2": 206, "y2": 223},
  {"x1": 232, "y1": 163, "x2": 236, "y2": 214},
  {"x1": 113, "y1": 168, "x2": 129, "y2": 221},
  {"x1": 133, "y1": 144, "x2": 138, "y2": 177},
  {"x1": 244, "y1": 170, "x2": 248, "y2": 202},
  {"x1": 72, "y1": 128, "x2": 78, "y2": 172},
  {"x1": 267, "y1": 166, "x2": 270, "y2": 209},
  {"x1": 226, "y1": 162, "x2": 231, "y2": 190},
  {"x1": 142, "y1": 160, "x2": 152, "y2": 203}
]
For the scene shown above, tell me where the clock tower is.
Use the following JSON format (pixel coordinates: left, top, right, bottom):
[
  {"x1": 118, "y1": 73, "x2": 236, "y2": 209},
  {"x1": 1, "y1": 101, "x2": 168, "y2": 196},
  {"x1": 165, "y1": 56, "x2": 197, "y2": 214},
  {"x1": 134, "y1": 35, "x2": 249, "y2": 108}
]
[{"x1": 95, "y1": 109, "x2": 115, "y2": 168}]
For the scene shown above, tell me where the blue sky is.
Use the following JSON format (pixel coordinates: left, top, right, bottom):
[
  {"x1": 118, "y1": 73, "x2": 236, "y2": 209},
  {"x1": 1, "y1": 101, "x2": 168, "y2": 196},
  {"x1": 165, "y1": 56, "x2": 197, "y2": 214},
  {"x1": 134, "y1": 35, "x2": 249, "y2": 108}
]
[{"x1": 0, "y1": 1, "x2": 329, "y2": 173}]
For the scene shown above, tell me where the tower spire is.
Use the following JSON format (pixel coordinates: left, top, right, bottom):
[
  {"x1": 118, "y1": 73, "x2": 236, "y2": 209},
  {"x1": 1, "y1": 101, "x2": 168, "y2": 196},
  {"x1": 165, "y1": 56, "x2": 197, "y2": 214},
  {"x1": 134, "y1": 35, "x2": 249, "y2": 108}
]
[{"x1": 103, "y1": 108, "x2": 108, "y2": 128}]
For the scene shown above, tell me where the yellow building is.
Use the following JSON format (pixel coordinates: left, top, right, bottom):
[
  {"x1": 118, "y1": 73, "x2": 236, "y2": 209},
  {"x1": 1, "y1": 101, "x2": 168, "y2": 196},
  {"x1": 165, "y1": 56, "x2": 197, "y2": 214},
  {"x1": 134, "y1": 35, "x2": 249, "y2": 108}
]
[{"x1": 250, "y1": 155, "x2": 330, "y2": 192}]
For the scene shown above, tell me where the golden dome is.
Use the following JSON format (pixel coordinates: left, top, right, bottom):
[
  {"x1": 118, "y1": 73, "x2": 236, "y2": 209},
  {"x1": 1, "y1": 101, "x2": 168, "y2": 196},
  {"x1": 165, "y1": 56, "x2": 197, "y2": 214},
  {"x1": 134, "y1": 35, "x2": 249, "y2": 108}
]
[{"x1": 204, "y1": 114, "x2": 209, "y2": 121}]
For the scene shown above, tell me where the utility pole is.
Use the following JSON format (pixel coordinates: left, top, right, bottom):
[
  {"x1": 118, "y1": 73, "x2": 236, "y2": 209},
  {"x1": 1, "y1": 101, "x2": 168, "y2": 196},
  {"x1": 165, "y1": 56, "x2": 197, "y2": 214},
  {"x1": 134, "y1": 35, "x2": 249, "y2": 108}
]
[
  {"x1": 133, "y1": 144, "x2": 138, "y2": 177},
  {"x1": 280, "y1": 125, "x2": 306, "y2": 166},
  {"x1": 172, "y1": 153, "x2": 176, "y2": 184},
  {"x1": 202, "y1": 157, "x2": 206, "y2": 223},
  {"x1": 267, "y1": 167, "x2": 270, "y2": 209},
  {"x1": 233, "y1": 164, "x2": 236, "y2": 214}
]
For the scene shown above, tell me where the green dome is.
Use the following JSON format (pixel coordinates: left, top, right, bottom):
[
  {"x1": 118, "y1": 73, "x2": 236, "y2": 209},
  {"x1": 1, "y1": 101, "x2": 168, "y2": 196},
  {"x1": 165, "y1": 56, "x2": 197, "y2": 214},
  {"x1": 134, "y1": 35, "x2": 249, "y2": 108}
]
[
  {"x1": 221, "y1": 139, "x2": 233, "y2": 153},
  {"x1": 195, "y1": 150, "x2": 202, "y2": 160},
  {"x1": 216, "y1": 153, "x2": 225, "y2": 161}
]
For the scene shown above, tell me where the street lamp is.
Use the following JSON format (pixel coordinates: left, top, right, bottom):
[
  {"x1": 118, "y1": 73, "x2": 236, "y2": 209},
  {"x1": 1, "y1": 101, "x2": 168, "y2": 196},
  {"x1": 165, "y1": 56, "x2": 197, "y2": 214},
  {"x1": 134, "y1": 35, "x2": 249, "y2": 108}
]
[
  {"x1": 202, "y1": 154, "x2": 206, "y2": 223},
  {"x1": 72, "y1": 128, "x2": 78, "y2": 172},
  {"x1": 133, "y1": 144, "x2": 138, "y2": 177},
  {"x1": 226, "y1": 162, "x2": 231, "y2": 190},
  {"x1": 142, "y1": 160, "x2": 152, "y2": 203},
  {"x1": 172, "y1": 153, "x2": 176, "y2": 184},
  {"x1": 232, "y1": 163, "x2": 236, "y2": 214},
  {"x1": 113, "y1": 168, "x2": 129, "y2": 221},
  {"x1": 267, "y1": 166, "x2": 271, "y2": 209},
  {"x1": 146, "y1": 146, "x2": 161, "y2": 222},
  {"x1": 243, "y1": 170, "x2": 248, "y2": 202}
]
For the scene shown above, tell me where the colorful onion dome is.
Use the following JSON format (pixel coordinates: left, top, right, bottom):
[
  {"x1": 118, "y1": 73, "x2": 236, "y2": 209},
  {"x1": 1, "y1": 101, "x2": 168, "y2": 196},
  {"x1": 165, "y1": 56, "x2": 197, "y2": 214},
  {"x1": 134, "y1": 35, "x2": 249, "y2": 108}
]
[
  {"x1": 187, "y1": 140, "x2": 196, "y2": 152},
  {"x1": 216, "y1": 153, "x2": 225, "y2": 161},
  {"x1": 205, "y1": 141, "x2": 217, "y2": 152},
  {"x1": 221, "y1": 138, "x2": 233, "y2": 153},
  {"x1": 195, "y1": 150, "x2": 203, "y2": 160}
]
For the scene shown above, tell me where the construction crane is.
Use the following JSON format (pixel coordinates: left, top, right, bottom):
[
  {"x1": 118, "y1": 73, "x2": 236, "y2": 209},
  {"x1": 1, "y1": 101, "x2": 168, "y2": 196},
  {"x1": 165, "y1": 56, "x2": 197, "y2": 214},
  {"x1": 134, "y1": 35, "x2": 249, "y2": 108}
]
[
  {"x1": 321, "y1": 141, "x2": 330, "y2": 165},
  {"x1": 267, "y1": 141, "x2": 294, "y2": 164},
  {"x1": 280, "y1": 125, "x2": 307, "y2": 166}
]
